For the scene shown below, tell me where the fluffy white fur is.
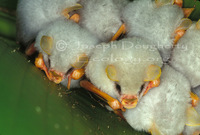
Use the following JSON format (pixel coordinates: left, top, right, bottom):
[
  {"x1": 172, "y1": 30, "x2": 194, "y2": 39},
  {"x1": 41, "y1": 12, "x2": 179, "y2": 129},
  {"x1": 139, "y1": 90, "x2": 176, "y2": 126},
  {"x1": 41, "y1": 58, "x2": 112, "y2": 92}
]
[
  {"x1": 35, "y1": 19, "x2": 100, "y2": 88},
  {"x1": 78, "y1": 0, "x2": 123, "y2": 42},
  {"x1": 123, "y1": 0, "x2": 184, "y2": 62},
  {"x1": 85, "y1": 37, "x2": 163, "y2": 100},
  {"x1": 170, "y1": 24, "x2": 200, "y2": 88},
  {"x1": 112, "y1": 0, "x2": 130, "y2": 11},
  {"x1": 17, "y1": 0, "x2": 79, "y2": 44},
  {"x1": 124, "y1": 65, "x2": 191, "y2": 135},
  {"x1": 183, "y1": 87, "x2": 200, "y2": 135}
]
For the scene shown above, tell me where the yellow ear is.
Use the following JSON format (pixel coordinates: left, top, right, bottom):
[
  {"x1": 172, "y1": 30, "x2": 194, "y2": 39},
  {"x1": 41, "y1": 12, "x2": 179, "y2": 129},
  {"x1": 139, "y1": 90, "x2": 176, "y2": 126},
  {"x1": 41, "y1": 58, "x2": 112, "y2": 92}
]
[
  {"x1": 106, "y1": 65, "x2": 119, "y2": 82},
  {"x1": 72, "y1": 53, "x2": 89, "y2": 69},
  {"x1": 183, "y1": 8, "x2": 194, "y2": 18},
  {"x1": 62, "y1": 4, "x2": 83, "y2": 19},
  {"x1": 177, "y1": 18, "x2": 192, "y2": 31},
  {"x1": 155, "y1": 0, "x2": 173, "y2": 7},
  {"x1": 149, "y1": 123, "x2": 162, "y2": 135},
  {"x1": 196, "y1": 19, "x2": 200, "y2": 30},
  {"x1": 186, "y1": 107, "x2": 200, "y2": 126},
  {"x1": 40, "y1": 36, "x2": 53, "y2": 55},
  {"x1": 144, "y1": 65, "x2": 161, "y2": 82}
]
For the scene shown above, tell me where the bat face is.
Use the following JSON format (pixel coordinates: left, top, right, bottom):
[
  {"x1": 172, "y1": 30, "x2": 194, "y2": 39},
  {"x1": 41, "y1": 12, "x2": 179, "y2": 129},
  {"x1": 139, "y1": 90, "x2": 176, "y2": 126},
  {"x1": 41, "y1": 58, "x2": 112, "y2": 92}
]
[
  {"x1": 85, "y1": 37, "x2": 163, "y2": 109},
  {"x1": 34, "y1": 19, "x2": 100, "y2": 88},
  {"x1": 123, "y1": 65, "x2": 191, "y2": 135}
]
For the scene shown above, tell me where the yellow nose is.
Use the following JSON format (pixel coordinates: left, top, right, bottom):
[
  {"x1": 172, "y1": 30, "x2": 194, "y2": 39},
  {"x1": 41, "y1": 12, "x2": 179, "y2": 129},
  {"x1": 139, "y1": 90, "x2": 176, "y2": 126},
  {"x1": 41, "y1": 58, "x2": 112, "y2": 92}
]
[{"x1": 120, "y1": 95, "x2": 138, "y2": 109}]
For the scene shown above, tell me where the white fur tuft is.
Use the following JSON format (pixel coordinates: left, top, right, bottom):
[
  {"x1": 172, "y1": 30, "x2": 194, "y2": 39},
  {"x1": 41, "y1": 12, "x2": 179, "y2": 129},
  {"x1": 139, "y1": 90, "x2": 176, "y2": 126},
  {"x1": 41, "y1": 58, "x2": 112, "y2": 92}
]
[
  {"x1": 17, "y1": 0, "x2": 79, "y2": 44},
  {"x1": 78, "y1": 0, "x2": 123, "y2": 42},
  {"x1": 123, "y1": 0, "x2": 184, "y2": 61}
]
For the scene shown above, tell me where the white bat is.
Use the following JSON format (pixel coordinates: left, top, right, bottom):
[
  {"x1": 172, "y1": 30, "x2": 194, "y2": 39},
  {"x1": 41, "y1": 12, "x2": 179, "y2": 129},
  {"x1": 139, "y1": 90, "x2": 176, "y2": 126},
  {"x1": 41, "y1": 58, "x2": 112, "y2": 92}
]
[{"x1": 34, "y1": 19, "x2": 100, "y2": 89}]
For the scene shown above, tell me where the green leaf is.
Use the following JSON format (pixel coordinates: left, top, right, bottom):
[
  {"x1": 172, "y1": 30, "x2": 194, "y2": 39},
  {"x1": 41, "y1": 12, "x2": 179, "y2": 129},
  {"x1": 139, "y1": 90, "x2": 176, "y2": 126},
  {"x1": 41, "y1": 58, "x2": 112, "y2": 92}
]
[
  {"x1": 0, "y1": 0, "x2": 18, "y2": 10},
  {"x1": 183, "y1": 0, "x2": 200, "y2": 21},
  {"x1": 0, "y1": 11, "x2": 16, "y2": 40},
  {"x1": 0, "y1": 40, "x2": 147, "y2": 135},
  {"x1": 2, "y1": 0, "x2": 200, "y2": 135}
]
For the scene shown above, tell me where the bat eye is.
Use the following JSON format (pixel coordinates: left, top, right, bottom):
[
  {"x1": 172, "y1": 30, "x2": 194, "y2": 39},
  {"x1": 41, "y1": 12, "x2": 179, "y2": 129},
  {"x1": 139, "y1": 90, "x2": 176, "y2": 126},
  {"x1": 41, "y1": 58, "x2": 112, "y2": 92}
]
[
  {"x1": 71, "y1": 53, "x2": 89, "y2": 69},
  {"x1": 40, "y1": 36, "x2": 53, "y2": 55},
  {"x1": 105, "y1": 65, "x2": 119, "y2": 82},
  {"x1": 144, "y1": 65, "x2": 161, "y2": 82},
  {"x1": 65, "y1": 67, "x2": 74, "y2": 75},
  {"x1": 115, "y1": 83, "x2": 121, "y2": 95},
  {"x1": 139, "y1": 84, "x2": 145, "y2": 95}
]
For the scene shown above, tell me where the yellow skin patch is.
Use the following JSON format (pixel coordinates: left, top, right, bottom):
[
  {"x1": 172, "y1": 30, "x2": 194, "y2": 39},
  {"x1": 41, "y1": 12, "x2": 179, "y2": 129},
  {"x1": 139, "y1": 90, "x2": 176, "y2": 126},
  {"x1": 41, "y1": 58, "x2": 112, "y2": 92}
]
[
  {"x1": 183, "y1": 8, "x2": 195, "y2": 18},
  {"x1": 144, "y1": 65, "x2": 161, "y2": 82},
  {"x1": 67, "y1": 68, "x2": 85, "y2": 90},
  {"x1": 196, "y1": 19, "x2": 200, "y2": 30},
  {"x1": 155, "y1": 0, "x2": 173, "y2": 7},
  {"x1": 155, "y1": 0, "x2": 183, "y2": 7},
  {"x1": 176, "y1": 18, "x2": 193, "y2": 31},
  {"x1": 35, "y1": 53, "x2": 50, "y2": 78},
  {"x1": 40, "y1": 36, "x2": 53, "y2": 55},
  {"x1": 62, "y1": 4, "x2": 83, "y2": 19},
  {"x1": 35, "y1": 53, "x2": 64, "y2": 84},
  {"x1": 106, "y1": 65, "x2": 119, "y2": 82},
  {"x1": 121, "y1": 98, "x2": 138, "y2": 109},
  {"x1": 173, "y1": 18, "x2": 192, "y2": 45},
  {"x1": 143, "y1": 79, "x2": 160, "y2": 96},
  {"x1": 186, "y1": 107, "x2": 200, "y2": 126},
  {"x1": 69, "y1": 13, "x2": 80, "y2": 23},
  {"x1": 190, "y1": 92, "x2": 199, "y2": 107},
  {"x1": 149, "y1": 123, "x2": 162, "y2": 135},
  {"x1": 72, "y1": 53, "x2": 89, "y2": 69},
  {"x1": 172, "y1": 0, "x2": 183, "y2": 7}
]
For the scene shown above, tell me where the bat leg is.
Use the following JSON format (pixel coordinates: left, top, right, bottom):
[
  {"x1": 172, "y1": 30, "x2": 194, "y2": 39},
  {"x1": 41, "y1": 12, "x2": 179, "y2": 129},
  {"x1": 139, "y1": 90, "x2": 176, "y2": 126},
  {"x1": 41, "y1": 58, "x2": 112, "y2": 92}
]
[
  {"x1": 143, "y1": 79, "x2": 160, "y2": 96},
  {"x1": 190, "y1": 92, "x2": 199, "y2": 107},
  {"x1": 80, "y1": 80, "x2": 125, "y2": 112},
  {"x1": 67, "y1": 68, "x2": 85, "y2": 89},
  {"x1": 62, "y1": 4, "x2": 82, "y2": 19},
  {"x1": 173, "y1": 0, "x2": 183, "y2": 7},
  {"x1": 35, "y1": 53, "x2": 51, "y2": 79},
  {"x1": 35, "y1": 53, "x2": 64, "y2": 84},
  {"x1": 111, "y1": 23, "x2": 126, "y2": 41},
  {"x1": 114, "y1": 110, "x2": 125, "y2": 120},
  {"x1": 183, "y1": 8, "x2": 195, "y2": 18},
  {"x1": 69, "y1": 14, "x2": 80, "y2": 23},
  {"x1": 173, "y1": 18, "x2": 192, "y2": 46}
]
